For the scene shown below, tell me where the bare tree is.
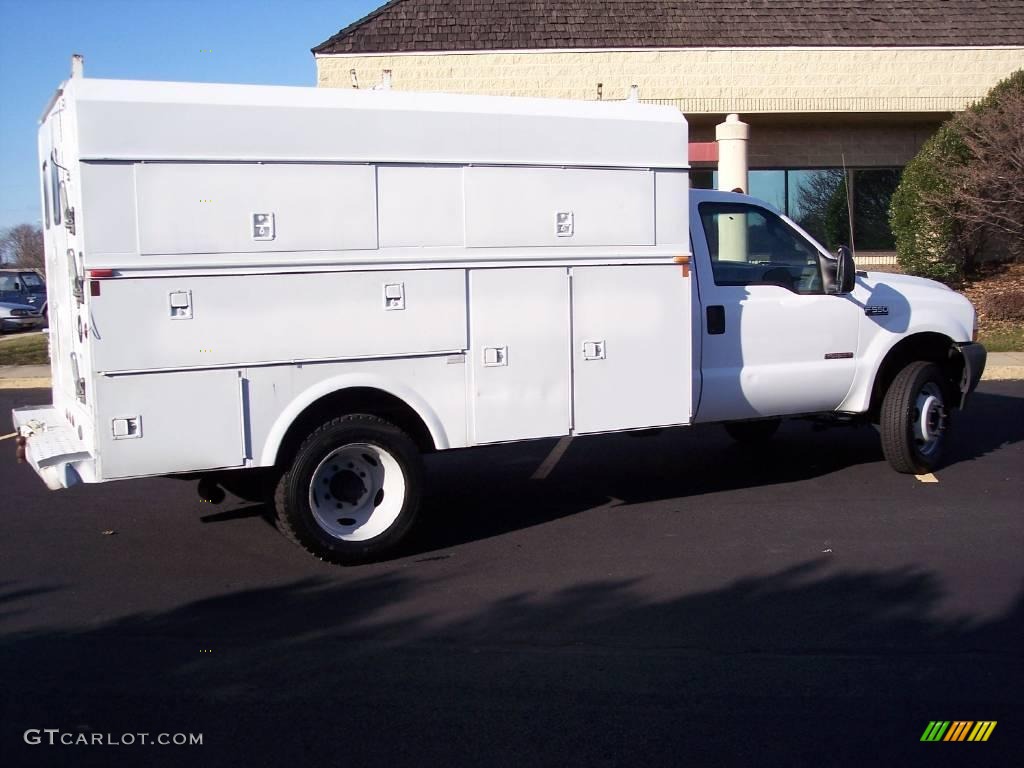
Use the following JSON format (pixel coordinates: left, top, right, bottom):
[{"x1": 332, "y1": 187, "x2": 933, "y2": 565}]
[
  {"x1": 925, "y1": 83, "x2": 1024, "y2": 263},
  {"x1": 0, "y1": 224, "x2": 45, "y2": 272}
]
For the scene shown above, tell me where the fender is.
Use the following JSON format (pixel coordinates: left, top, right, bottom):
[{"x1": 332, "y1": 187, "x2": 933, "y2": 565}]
[
  {"x1": 839, "y1": 311, "x2": 971, "y2": 413},
  {"x1": 259, "y1": 372, "x2": 452, "y2": 466}
]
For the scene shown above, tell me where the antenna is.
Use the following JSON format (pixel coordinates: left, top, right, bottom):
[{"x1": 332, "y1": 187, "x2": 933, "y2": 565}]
[{"x1": 841, "y1": 153, "x2": 856, "y2": 259}]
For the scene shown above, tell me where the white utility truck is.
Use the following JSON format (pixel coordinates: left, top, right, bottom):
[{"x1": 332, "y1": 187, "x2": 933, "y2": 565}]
[{"x1": 15, "y1": 70, "x2": 986, "y2": 564}]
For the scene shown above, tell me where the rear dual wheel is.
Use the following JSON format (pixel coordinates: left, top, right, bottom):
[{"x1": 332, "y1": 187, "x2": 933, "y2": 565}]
[{"x1": 274, "y1": 414, "x2": 423, "y2": 565}]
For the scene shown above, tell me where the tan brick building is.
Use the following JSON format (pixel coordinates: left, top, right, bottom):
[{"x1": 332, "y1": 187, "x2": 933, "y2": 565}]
[{"x1": 314, "y1": 1, "x2": 1024, "y2": 253}]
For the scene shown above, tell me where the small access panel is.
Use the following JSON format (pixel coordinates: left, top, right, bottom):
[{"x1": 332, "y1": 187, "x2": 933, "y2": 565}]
[
  {"x1": 469, "y1": 268, "x2": 571, "y2": 444},
  {"x1": 571, "y1": 265, "x2": 692, "y2": 434}
]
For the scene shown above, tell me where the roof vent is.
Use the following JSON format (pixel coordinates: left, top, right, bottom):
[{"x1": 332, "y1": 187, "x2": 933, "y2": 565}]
[{"x1": 71, "y1": 54, "x2": 84, "y2": 79}]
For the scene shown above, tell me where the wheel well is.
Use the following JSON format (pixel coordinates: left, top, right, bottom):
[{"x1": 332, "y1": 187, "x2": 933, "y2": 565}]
[
  {"x1": 274, "y1": 387, "x2": 435, "y2": 467},
  {"x1": 868, "y1": 333, "x2": 964, "y2": 419}
]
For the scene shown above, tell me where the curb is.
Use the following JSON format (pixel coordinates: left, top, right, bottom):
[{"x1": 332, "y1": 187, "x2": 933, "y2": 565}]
[
  {"x1": 0, "y1": 378, "x2": 51, "y2": 389},
  {"x1": 983, "y1": 366, "x2": 1024, "y2": 381}
]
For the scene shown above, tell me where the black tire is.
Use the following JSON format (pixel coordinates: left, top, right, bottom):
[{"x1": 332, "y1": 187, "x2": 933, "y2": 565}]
[
  {"x1": 274, "y1": 414, "x2": 423, "y2": 565},
  {"x1": 724, "y1": 418, "x2": 781, "y2": 444},
  {"x1": 880, "y1": 361, "x2": 951, "y2": 474}
]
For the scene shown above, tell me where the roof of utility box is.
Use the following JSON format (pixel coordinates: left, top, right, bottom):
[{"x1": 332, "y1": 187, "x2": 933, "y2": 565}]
[{"x1": 60, "y1": 78, "x2": 689, "y2": 169}]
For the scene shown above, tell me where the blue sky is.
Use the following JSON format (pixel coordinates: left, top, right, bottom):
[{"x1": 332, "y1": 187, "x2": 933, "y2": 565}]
[{"x1": 0, "y1": 0, "x2": 381, "y2": 229}]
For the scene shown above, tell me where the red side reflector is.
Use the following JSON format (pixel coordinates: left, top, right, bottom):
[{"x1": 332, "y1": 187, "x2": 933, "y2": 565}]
[
  {"x1": 87, "y1": 269, "x2": 115, "y2": 278},
  {"x1": 90, "y1": 280, "x2": 101, "y2": 297}
]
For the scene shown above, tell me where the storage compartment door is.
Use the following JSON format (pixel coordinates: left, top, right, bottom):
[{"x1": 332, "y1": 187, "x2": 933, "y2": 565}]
[
  {"x1": 469, "y1": 268, "x2": 570, "y2": 444},
  {"x1": 95, "y1": 369, "x2": 244, "y2": 478},
  {"x1": 572, "y1": 265, "x2": 692, "y2": 434}
]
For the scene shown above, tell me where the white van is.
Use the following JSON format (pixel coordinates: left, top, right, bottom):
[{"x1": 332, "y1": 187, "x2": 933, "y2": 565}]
[{"x1": 14, "y1": 71, "x2": 985, "y2": 564}]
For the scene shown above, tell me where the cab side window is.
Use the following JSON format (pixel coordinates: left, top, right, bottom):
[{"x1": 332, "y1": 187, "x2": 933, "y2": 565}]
[{"x1": 699, "y1": 202, "x2": 823, "y2": 294}]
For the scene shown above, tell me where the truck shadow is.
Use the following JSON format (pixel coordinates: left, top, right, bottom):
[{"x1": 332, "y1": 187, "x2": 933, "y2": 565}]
[
  {"x1": 409, "y1": 387, "x2": 1023, "y2": 555},
  {"x1": 0, "y1": 561, "x2": 1020, "y2": 766},
  {"x1": 203, "y1": 386, "x2": 1022, "y2": 557},
  {"x1": 943, "y1": 385, "x2": 1024, "y2": 466}
]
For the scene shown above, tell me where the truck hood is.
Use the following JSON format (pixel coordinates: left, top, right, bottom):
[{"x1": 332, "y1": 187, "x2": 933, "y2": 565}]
[
  {"x1": 855, "y1": 271, "x2": 975, "y2": 342},
  {"x1": 860, "y1": 270, "x2": 952, "y2": 293}
]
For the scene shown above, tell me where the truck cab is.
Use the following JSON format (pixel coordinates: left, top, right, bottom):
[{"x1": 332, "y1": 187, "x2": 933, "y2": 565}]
[{"x1": 689, "y1": 190, "x2": 983, "y2": 433}]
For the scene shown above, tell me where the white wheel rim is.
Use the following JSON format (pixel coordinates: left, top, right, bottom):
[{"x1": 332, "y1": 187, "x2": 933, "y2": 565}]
[
  {"x1": 913, "y1": 383, "x2": 946, "y2": 457},
  {"x1": 308, "y1": 443, "x2": 406, "y2": 542}
]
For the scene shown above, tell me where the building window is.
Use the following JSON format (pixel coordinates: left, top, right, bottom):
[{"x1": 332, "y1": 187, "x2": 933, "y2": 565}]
[
  {"x1": 787, "y1": 169, "x2": 846, "y2": 248},
  {"x1": 692, "y1": 167, "x2": 902, "y2": 252},
  {"x1": 851, "y1": 169, "x2": 901, "y2": 251},
  {"x1": 748, "y1": 170, "x2": 786, "y2": 213}
]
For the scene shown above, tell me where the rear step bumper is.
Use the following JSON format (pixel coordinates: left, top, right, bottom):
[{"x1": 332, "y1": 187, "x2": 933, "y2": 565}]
[{"x1": 11, "y1": 405, "x2": 97, "y2": 489}]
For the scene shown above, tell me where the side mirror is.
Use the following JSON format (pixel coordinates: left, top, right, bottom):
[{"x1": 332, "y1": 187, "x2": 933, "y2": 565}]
[{"x1": 834, "y1": 245, "x2": 856, "y2": 294}]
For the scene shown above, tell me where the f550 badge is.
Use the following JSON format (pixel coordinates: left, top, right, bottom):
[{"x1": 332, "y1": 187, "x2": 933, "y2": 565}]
[{"x1": 920, "y1": 721, "x2": 997, "y2": 742}]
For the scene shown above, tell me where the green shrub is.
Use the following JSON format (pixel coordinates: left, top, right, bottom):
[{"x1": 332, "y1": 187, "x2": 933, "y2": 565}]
[
  {"x1": 890, "y1": 125, "x2": 968, "y2": 283},
  {"x1": 890, "y1": 69, "x2": 1024, "y2": 283}
]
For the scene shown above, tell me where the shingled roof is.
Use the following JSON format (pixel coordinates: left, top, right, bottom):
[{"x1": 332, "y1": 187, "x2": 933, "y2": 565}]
[{"x1": 313, "y1": 0, "x2": 1024, "y2": 54}]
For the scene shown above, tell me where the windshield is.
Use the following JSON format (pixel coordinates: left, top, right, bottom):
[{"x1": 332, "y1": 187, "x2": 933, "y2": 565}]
[{"x1": 19, "y1": 272, "x2": 45, "y2": 292}]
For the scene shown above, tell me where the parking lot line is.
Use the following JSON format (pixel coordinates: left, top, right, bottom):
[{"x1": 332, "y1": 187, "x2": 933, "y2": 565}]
[{"x1": 531, "y1": 436, "x2": 573, "y2": 480}]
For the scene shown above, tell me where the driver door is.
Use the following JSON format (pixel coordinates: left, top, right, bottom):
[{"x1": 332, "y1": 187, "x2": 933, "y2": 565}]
[{"x1": 691, "y1": 199, "x2": 861, "y2": 422}]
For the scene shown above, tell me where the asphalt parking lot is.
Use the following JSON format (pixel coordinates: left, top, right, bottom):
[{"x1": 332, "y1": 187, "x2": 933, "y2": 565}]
[{"x1": 1, "y1": 383, "x2": 1022, "y2": 767}]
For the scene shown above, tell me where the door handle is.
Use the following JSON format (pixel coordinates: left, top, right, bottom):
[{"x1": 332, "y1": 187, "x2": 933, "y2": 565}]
[
  {"x1": 582, "y1": 340, "x2": 606, "y2": 360},
  {"x1": 483, "y1": 346, "x2": 508, "y2": 367},
  {"x1": 707, "y1": 305, "x2": 726, "y2": 335}
]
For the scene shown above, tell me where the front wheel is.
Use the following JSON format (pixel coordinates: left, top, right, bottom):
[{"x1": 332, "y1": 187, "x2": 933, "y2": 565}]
[
  {"x1": 274, "y1": 414, "x2": 423, "y2": 565},
  {"x1": 879, "y1": 361, "x2": 951, "y2": 474}
]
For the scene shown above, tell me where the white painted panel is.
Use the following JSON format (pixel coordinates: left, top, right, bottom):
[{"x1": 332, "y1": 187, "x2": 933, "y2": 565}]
[
  {"x1": 469, "y1": 268, "x2": 570, "y2": 444},
  {"x1": 89, "y1": 269, "x2": 467, "y2": 372},
  {"x1": 378, "y1": 165, "x2": 464, "y2": 248},
  {"x1": 465, "y1": 167, "x2": 654, "y2": 248},
  {"x1": 655, "y1": 170, "x2": 690, "y2": 247},
  {"x1": 572, "y1": 265, "x2": 692, "y2": 433},
  {"x1": 96, "y1": 369, "x2": 243, "y2": 478},
  {"x1": 135, "y1": 163, "x2": 377, "y2": 255},
  {"x1": 247, "y1": 354, "x2": 470, "y2": 466},
  {"x1": 73, "y1": 80, "x2": 689, "y2": 169},
  {"x1": 80, "y1": 163, "x2": 138, "y2": 257}
]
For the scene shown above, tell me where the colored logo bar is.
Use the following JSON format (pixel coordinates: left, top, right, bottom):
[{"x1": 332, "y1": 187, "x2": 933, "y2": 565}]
[{"x1": 921, "y1": 721, "x2": 997, "y2": 742}]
